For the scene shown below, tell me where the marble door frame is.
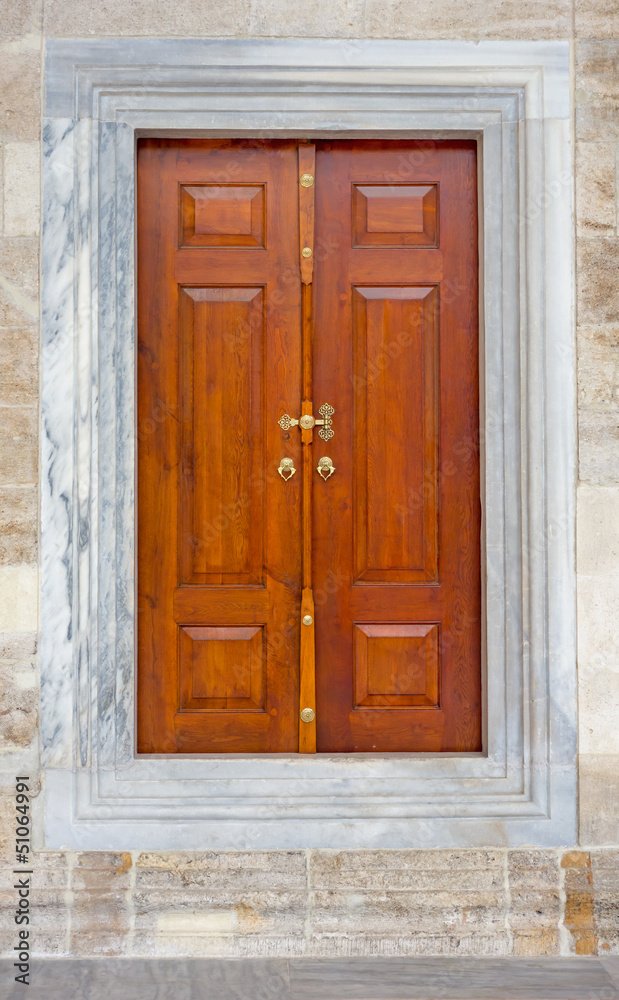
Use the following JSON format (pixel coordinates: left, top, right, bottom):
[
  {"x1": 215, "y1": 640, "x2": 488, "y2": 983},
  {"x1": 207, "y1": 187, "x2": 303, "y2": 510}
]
[{"x1": 40, "y1": 39, "x2": 576, "y2": 849}]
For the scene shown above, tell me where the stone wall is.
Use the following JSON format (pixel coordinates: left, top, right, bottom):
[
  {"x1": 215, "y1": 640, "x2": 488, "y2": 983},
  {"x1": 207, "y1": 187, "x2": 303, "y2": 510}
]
[
  {"x1": 0, "y1": 0, "x2": 618, "y2": 958},
  {"x1": 1, "y1": 848, "x2": 618, "y2": 958}
]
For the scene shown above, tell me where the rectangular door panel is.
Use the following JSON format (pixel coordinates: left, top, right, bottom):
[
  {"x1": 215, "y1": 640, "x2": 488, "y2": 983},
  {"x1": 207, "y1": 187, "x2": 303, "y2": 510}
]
[
  {"x1": 353, "y1": 623, "x2": 440, "y2": 709},
  {"x1": 179, "y1": 285, "x2": 265, "y2": 585},
  {"x1": 179, "y1": 625, "x2": 265, "y2": 711},
  {"x1": 353, "y1": 284, "x2": 438, "y2": 584}
]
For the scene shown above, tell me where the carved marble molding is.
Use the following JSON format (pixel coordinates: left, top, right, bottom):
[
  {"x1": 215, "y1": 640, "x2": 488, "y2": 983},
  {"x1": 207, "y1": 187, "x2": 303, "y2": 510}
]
[{"x1": 41, "y1": 39, "x2": 576, "y2": 849}]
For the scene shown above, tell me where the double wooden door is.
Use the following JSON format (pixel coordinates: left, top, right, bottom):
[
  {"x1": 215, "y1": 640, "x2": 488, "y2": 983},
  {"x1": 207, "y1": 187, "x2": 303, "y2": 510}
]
[{"x1": 137, "y1": 138, "x2": 481, "y2": 754}]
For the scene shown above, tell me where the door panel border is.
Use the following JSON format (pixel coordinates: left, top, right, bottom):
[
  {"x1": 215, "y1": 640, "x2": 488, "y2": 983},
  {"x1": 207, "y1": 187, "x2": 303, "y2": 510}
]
[{"x1": 40, "y1": 38, "x2": 576, "y2": 848}]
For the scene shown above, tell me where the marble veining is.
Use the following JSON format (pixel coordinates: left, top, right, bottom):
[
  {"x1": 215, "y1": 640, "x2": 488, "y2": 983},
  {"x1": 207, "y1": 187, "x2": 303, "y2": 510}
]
[{"x1": 40, "y1": 38, "x2": 576, "y2": 850}]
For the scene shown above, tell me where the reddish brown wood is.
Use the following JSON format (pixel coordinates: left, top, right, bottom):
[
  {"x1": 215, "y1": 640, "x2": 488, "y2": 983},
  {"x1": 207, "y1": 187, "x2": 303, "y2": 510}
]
[
  {"x1": 137, "y1": 139, "x2": 302, "y2": 753},
  {"x1": 137, "y1": 137, "x2": 481, "y2": 756},
  {"x1": 313, "y1": 140, "x2": 481, "y2": 752}
]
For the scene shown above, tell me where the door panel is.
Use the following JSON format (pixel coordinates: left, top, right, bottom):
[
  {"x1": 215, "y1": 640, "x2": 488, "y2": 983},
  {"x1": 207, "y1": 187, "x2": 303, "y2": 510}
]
[
  {"x1": 313, "y1": 140, "x2": 481, "y2": 753},
  {"x1": 179, "y1": 285, "x2": 265, "y2": 585},
  {"x1": 137, "y1": 140, "x2": 302, "y2": 753},
  {"x1": 352, "y1": 284, "x2": 438, "y2": 584}
]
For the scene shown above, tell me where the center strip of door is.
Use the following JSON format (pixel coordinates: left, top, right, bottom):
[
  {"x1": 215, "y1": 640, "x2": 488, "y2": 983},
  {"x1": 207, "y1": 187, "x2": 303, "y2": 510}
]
[{"x1": 298, "y1": 142, "x2": 317, "y2": 753}]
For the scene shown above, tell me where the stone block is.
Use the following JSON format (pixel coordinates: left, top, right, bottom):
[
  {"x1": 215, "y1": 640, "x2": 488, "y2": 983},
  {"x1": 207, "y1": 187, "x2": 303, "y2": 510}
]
[
  {"x1": 248, "y1": 0, "x2": 363, "y2": 37},
  {"x1": 70, "y1": 891, "x2": 131, "y2": 957},
  {"x1": 0, "y1": 406, "x2": 37, "y2": 485},
  {"x1": 576, "y1": 0, "x2": 619, "y2": 39},
  {"x1": 0, "y1": 326, "x2": 38, "y2": 406},
  {"x1": 576, "y1": 143, "x2": 616, "y2": 236},
  {"x1": 133, "y1": 888, "x2": 307, "y2": 938},
  {"x1": 0, "y1": 0, "x2": 42, "y2": 40},
  {"x1": 309, "y1": 890, "x2": 507, "y2": 936},
  {"x1": 135, "y1": 851, "x2": 306, "y2": 892},
  {"x1": 0, "y1": 239, "x2": 38, "y2": 326},
  {"x1": 0, "y1": 486, "x2": 37, "y2": 564},
  {"x1": 578, "y1": 408, "x2": 619, "y2": 485},
  {"x1": 576, "y1": 42, "x2": 619, "y2": 142},
  {"x1": 3, "y1": 142, "x2": 40, "y2": 237},
  {"x1": 513, "y1": 930, "x2": 560, "y2": 956},
  {"x1": 508, "y1": 890, "x2": 561, "y2": 930},
  {"x1": 578, "y1": 325, "x2": 619, "y2": 409},
  {"x1": 578, "y1": 238, "x2": 619, "y2": 326},
  {"x1": 0, "y1": 565, "x2": 37, "y2": 632},
  {"x1": 508, "y1": 851, "x2": 560, "y2": 889},
  {"x1": 0, "y1": 662, "x2": 37, "y2": 747},
  {"x1": 0, "y1": 633, "x2": 36, "y2": 658},
  {"x1": 578, "y1": 486, "x2": 619, "y2": 574},
  {"x1": 43, "y1": 0, "x2": 248, "y2": 36},
  {"x1": 307, "y1": 931, "x2": 511, "y2": 957},
  {"x1": 0, "y1": 40, "x2": 41, "y2": 142},
  {"x1": 361, "y1": 0, "x2": 571, "y2": 39},
  {"x1": 72, "y1": 852, "x2": 132, "y2": 891},
  {"x1": 592, "y1": 850, "x2": 619, "y2": 869}
]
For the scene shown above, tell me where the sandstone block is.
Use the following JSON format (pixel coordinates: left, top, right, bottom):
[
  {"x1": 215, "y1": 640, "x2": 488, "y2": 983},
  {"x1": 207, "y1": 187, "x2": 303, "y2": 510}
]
[
  {"x1": 578, "y1": 408, "x2": 619, "y2": 485},
  {"x1": 44, "y1": 0, "x2": 247, "y2": 36},
  {"x1": 0, "y1": 406, "x2": 36, "y2": 485},
  {"x1": 576, "y1": 42, "x2": 619, "y2": 142},
  {"x1": 576, "y1": 144, "x2": 616, "y2": 236},
  {"x1": 576, "y1": 0, "x2": 619, "y2": 38},
  {"x1": 513, "y1": 930, "x2": 560, "y2": 956},
  {"x1": 0, "y1": 0, "x2": 42, "y2": 40},
  {"x1": 361, "y1": 0, "x2": 571, "y2": 38},
  {"x1": 0, "y1": 326, "x2": 38, "y2": 406},
  {"x1": 578, "y1": 238, "x2": 619, "y2": 326},
  {"x1": 0, "y1": 239, "x2": 38, "y2": 326},
  {"x1": 3, "y1": 142, "x2": 40, "y2": 237},
  {"x1": 0, "y1": 486, "x2": 37, "y2": 564},
  {"x1": 0, "y1": 565, "x2": 37, "y2": 631},
  {"x1": 0, "y1": 42, "x2": 40, "y2": 142}
]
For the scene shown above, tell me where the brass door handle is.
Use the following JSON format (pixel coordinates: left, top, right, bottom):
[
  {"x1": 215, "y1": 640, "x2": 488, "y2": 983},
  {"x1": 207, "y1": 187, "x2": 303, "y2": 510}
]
[
  {"x1": 278, "y1": 458, "x2": 296, "y2": 481},
  {"x1": 317, "y1": 457, "x2": 335, "y2": 480},
  {"x1": 278, "y1": 403, "x2": 334, "y2": 441}
]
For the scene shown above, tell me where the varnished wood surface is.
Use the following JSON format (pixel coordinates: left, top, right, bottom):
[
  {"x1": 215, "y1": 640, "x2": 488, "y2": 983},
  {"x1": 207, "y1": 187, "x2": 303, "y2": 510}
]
[
  {"x1": 137, "y1": 139, "x2": 302, "y2": 753},
  {"x1": 313, "y1": 140, "x2": 481, "y2": 752},
  {"x1": 137, "y1": 138, "x2": 481, "y2": 755}
]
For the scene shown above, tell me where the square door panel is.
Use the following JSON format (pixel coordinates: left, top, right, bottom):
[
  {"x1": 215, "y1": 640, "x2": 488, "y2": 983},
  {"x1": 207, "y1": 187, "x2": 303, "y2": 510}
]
[
  {"x1": 352, "y1": 184, "x2": 438, "y2": 247},
  {"x1": 353, "y1": 623, "x2": 440, "y2": 709},
  {"x1": 179, "y1": 184, "x2": 265, "y2": 247},
  {"x1": 179, "y1": 625, "x2": 265, "y2": 711}
]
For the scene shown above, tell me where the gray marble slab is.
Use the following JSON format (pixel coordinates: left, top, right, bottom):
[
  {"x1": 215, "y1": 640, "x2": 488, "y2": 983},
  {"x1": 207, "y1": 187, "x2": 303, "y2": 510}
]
[{"x1": 1, "y1": 958, "x2": 617, "y2": 1000}]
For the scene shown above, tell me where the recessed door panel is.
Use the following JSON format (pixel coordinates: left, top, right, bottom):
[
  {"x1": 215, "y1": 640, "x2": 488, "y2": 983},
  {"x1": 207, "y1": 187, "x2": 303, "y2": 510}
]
[
  {"x1": 179, "y1": 286, "x2": 265, "y2": 585},
  {"x1": 353, "y1": 284, "x2": 438, "y2": 584}
]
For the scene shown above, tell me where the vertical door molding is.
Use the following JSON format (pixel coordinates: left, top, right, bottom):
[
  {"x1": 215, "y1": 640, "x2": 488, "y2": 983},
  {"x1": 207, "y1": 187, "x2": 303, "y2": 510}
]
[{"x1": 41, "y1": 39, "x2": 576, "y2": 849}]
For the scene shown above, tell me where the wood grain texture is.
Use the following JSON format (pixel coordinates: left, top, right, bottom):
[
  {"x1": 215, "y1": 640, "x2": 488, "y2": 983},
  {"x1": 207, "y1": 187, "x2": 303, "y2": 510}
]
[
  {"x1": 137, "y1": 138, "x2": 481, "y2": 755},
  {"x1": 137, "y1": 139, "x2": 302, "y2": 753},
  {"x1": 313, "y1": 140, "x2": 481, "y2": 752}
]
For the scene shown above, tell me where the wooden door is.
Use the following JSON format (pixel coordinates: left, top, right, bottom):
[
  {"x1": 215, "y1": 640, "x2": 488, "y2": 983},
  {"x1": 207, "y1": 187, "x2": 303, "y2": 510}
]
[
  {"x1": 137, "y1": 140, "x2": 302, "y2": 752},
  {"x1": 313, "y1": 141, "x2": 481, "y2": 751},
  {"x1": 137, "y1": 138, "x2": 481, "y2": 755}
]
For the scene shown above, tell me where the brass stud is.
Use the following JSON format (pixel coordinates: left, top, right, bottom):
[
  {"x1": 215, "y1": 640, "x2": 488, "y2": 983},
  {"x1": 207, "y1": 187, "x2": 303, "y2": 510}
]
[
  {"x1": 299, "y1": 173, "x2": 314, "y2": 187},
  {"x1": 300, "y1": 707, "x2": 315, "y2": 723},
  {"x1": 301, "y1": 247, "x2": 312, "y2": 258},
  {"x1": 302, "y1": 615, "x2": 313, "y2": 626}
]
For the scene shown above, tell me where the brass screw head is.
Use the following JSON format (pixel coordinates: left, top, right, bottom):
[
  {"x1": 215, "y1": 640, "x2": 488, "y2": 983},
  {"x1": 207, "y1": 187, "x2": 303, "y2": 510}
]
[
  {"x1": 300, "y1": 707, "x2": 315, "y2": 723},
  {"x1": 301, "y1": 246, "x2": 312, "y2": 258},
  {"x1": 302, "y1": 614, "x2": 313, "y2": 626},
  {"x1": 299, "y1": 173, "x2": 314, "y2": 187}
]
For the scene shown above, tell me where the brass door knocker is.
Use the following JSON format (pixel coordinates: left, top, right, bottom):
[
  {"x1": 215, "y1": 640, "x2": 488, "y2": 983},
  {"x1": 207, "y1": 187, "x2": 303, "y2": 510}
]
[
  {"x1": 278, "y1": 457, "x2": 297, "y2": 481},
  {"x1": 317, "y1": 457, "x2": 335, "y2": 480}
]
